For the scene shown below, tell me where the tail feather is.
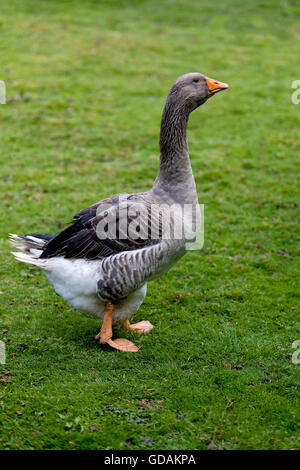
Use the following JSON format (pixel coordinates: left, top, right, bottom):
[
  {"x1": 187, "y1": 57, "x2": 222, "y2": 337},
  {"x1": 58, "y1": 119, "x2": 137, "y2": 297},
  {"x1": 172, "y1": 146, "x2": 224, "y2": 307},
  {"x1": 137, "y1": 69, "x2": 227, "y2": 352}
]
[
  {"x1": 9, "y1": 233, "x2": 55, "y2": 270},
  {"x1": 11, "y1": 251, "x2": 51, "y2": 270},
  {"x1": 9, "y1": 233, "x2": 51, "y2": 254}
]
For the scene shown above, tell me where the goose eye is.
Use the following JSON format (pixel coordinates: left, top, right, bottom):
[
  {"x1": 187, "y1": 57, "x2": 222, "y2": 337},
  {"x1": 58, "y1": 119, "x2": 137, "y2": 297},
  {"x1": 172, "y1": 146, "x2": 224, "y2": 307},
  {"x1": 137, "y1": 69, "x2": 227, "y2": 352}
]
[{"x1": 193, "y1": 78, "x2": 200, "y2": 83}]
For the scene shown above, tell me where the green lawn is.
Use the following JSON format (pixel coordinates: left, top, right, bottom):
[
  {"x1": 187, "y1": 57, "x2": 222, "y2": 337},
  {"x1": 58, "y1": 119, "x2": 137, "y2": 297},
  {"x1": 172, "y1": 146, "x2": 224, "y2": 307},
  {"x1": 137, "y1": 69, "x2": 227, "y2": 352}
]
[{"x1": 0, "y1": 0, "x2": 299, "y2": 450}]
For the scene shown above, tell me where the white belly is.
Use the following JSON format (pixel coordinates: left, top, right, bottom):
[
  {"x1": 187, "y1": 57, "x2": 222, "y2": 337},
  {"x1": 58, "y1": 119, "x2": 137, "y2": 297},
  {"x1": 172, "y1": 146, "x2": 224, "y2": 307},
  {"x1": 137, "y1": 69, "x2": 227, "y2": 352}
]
[{"x1": 43, "y1": 257, "x2": 147, "y2": 322}]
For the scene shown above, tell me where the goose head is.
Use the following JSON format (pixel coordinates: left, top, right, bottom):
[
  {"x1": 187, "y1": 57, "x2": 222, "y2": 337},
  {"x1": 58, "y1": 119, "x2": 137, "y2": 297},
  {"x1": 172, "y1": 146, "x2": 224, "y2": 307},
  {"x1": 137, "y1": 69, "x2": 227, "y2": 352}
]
[{"x1": 169, "y1": 72, "x2": 228, "y2": 112}]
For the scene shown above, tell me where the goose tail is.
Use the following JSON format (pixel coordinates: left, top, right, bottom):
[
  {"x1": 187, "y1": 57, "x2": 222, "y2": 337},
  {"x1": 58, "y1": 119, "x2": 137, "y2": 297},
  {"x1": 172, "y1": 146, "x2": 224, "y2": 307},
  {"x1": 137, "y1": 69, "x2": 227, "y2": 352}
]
[
  {"x1": 9, "y1": 233, "x2": 53, "y2": 253},
  {"x1": 10, "y1": 250, "x2": 51, "y2": 271},
  {"x1": 9, "y1": 233, "x2": 55, "y2": 271}
]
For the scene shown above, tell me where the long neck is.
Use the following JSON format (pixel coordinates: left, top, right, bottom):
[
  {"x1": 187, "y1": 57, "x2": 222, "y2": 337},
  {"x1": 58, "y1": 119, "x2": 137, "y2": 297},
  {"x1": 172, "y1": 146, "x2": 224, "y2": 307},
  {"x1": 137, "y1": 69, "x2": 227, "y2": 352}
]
[{"x1": 153, "y1": 96, "x2": 197, "y2": 204}]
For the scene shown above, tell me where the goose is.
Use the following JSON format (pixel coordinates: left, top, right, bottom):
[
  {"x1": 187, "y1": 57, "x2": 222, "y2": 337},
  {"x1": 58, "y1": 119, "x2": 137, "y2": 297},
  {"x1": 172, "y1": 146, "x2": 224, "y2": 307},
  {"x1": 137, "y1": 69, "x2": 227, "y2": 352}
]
[{"x1": 10, "y1": 73, "x2": 228, "y2": 352}]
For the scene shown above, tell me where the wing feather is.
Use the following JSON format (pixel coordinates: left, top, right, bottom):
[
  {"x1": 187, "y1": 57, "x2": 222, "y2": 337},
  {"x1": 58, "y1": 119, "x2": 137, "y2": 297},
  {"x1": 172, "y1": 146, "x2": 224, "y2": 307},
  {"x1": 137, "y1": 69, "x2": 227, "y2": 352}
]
[{"x1": 40, "y1": 193, "x2": 161, "y2": 260}]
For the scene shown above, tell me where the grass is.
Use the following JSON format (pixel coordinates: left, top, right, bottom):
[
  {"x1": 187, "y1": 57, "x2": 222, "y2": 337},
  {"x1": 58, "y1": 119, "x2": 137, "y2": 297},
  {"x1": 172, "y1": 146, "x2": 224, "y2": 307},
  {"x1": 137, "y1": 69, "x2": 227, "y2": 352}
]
[{"x1": 0, "y1": 0, "x2": 299, "y2": 450}]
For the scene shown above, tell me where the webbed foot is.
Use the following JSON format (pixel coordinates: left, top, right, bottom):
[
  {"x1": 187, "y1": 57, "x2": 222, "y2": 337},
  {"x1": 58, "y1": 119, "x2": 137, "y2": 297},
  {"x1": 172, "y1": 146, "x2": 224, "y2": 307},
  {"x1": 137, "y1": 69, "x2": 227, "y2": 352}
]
[
  {"x1": 95, "y1": 303, "x2": 139, "y2": 353},
  {"x1": 122, "y1": 319, "x2": 154, "y2": 334}
]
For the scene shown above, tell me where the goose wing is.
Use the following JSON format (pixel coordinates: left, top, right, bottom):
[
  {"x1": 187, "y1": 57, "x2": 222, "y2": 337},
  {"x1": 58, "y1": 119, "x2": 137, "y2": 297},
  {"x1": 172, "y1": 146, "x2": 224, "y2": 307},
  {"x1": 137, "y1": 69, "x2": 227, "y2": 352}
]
[{"x1": 40, "y1": 193, "x2": 162, "y2": 260}]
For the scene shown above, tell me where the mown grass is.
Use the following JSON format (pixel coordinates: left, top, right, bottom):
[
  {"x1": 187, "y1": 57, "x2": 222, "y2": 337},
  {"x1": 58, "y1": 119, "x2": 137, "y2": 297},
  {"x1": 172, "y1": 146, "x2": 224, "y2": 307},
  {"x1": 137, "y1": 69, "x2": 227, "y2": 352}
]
[{"x1": 0, "y1": 0, "x2": 299, "y2": 450}]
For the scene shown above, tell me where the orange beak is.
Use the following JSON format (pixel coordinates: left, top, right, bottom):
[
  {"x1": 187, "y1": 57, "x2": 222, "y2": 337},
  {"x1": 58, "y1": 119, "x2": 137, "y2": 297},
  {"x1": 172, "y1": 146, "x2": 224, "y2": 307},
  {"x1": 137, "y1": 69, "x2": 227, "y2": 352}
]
[{"x1": 205, "y1": 76, "x2": 229, "y2": 95}]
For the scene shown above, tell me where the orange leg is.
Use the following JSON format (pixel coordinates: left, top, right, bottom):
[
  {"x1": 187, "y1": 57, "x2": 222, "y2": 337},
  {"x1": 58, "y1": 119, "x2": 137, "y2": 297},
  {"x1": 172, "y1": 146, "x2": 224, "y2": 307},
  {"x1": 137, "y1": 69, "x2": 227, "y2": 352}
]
[
  {"x1": 121, "y1": 319, "x2": 154, "y2": 334},
  {"x1": 95, "y1": 303, "x2": 139, "y2": 352}
]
